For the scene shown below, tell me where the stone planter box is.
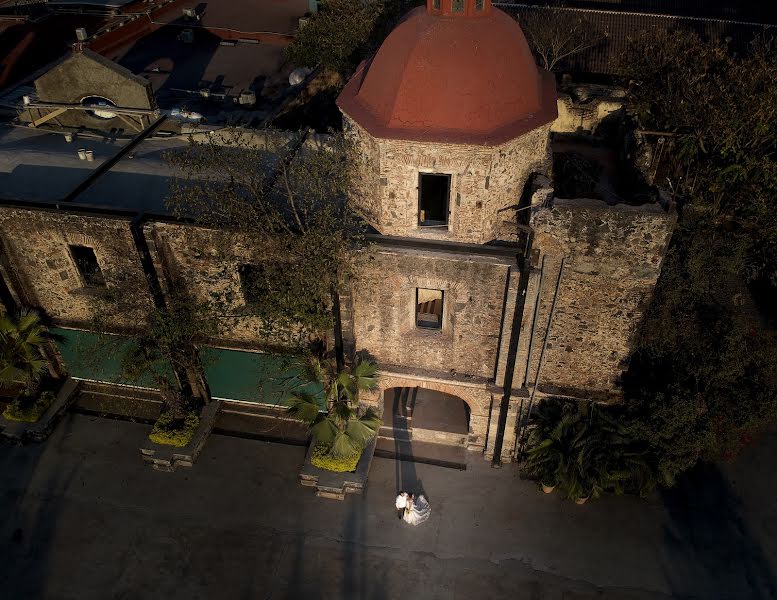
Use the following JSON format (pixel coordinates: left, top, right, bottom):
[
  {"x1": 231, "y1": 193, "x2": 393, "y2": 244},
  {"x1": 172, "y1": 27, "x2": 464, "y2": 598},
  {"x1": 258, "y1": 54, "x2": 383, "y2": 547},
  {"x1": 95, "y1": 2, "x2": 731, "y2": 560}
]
[
  {"x1": 140, "y1": 400, "x2": 222, "y2": 472},
  {"x1": 299, "y1": 437, "x2": 377, "y2": 500},
  {"x1": 0, "y1": 378, "x2": 81, "y2": 443}
]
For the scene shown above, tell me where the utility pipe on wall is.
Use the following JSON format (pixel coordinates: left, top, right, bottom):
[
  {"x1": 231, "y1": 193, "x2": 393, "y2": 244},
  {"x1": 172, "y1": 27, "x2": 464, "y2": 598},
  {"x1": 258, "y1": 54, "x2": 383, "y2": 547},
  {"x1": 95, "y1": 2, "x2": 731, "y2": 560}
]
[{"x1": 516, "y1": 256, "x2": 566, "y2": 459}]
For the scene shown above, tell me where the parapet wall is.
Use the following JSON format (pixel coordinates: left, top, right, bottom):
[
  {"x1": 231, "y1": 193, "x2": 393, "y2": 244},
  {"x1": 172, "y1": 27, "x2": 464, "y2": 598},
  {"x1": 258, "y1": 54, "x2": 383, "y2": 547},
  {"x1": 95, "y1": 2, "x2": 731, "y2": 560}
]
[{"x1": 515, "y1": 197, "x2": 676, "y2": 400}]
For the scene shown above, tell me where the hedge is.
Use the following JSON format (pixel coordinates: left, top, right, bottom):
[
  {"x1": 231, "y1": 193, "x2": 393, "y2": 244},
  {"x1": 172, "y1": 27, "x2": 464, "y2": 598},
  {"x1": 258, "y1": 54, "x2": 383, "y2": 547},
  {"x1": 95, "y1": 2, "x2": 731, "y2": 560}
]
[
  {"x1": 2, "y1": 391, "x2": 56, "y2": 423},
  {"x1": 310, "y1": 443, "x2": 361, "y2": 473},
  {"x1": 148, "y1": 411, "x2": 200, "y2": 447}
]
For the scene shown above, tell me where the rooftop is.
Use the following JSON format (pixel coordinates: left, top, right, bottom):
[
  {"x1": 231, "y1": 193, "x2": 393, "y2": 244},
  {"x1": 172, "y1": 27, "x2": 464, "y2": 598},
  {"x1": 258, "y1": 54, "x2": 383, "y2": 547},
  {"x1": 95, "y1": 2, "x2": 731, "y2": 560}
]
[
  {"x1": 0, "y1": 124, "x2": 292, "y2": 213},
  {"x1": 148, "y1": 0, "x2": 310, "y2": 37},
  {"x1": 112, "y1": 26, "x2": 290, "y2": 116},
  {"x1": 0, "y1": 13, "x2": 110, "y2": 91}
]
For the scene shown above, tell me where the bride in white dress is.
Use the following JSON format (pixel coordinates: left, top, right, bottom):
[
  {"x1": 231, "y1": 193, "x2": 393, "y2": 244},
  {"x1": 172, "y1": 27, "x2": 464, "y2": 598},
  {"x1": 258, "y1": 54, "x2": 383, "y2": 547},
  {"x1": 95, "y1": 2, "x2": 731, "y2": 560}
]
[{"x1": 395, "y1": 492, "x2": 431, "y2": 526}]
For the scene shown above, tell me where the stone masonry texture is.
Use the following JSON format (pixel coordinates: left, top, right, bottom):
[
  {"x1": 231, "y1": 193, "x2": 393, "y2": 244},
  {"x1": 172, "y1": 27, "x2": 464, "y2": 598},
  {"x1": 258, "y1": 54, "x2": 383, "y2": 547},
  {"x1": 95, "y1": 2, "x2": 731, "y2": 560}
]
[
  {"x1": 351, "y1": 247, "x2": 512, "y2": 381},
  {"x1": 344, "y1": 114, "x2": 551, "y2": 244},
  {"x1": 518, "y1": 198, "x2": 676, "y2": 400},
  {"x1": 0, "y1": 206, "x2": 151, "y2": 328}
]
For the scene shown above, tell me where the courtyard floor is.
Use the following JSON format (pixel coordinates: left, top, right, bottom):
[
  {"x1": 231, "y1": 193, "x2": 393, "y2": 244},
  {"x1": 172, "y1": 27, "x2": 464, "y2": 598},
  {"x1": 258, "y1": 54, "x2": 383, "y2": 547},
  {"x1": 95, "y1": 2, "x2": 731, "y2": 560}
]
[{"x1": 1, "y1": 413, "x2": 776, "y2": 599}]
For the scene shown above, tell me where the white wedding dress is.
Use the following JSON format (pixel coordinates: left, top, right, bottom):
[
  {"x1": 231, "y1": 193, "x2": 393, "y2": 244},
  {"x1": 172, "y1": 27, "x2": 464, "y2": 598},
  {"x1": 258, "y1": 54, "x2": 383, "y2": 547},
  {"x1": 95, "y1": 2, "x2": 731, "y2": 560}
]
[{"x1": 403, "y1": 495, "x2": 431, "y2": 526}]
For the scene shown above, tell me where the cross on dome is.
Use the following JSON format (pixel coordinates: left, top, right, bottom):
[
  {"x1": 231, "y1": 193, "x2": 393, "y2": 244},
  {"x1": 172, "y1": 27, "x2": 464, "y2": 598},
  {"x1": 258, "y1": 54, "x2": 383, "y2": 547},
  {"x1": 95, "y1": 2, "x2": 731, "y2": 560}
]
[{"x1": 427, "y1": 0, "x2": 492, "y2": 18}]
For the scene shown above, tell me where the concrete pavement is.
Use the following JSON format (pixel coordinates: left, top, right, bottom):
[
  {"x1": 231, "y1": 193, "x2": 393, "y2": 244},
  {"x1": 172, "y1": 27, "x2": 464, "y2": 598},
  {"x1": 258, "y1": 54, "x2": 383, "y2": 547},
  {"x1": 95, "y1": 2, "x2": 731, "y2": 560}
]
[{"x1": 0, "y1": 413, "x2": 775, "y2": 599}]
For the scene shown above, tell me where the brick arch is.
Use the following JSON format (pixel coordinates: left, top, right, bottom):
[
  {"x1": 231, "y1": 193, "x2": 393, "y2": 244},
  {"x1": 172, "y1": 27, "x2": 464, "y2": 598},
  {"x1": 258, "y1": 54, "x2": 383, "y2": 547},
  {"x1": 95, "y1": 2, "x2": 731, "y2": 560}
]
[
  {"x1": 371, "y1": 374, "x2": 491, "y2": 419},
  {"x1": 371, "y1": 375, "x2": 493, "y2": 452},
  {"x1": 63, "y1": 232, "x2": 101, "y2": 249}
]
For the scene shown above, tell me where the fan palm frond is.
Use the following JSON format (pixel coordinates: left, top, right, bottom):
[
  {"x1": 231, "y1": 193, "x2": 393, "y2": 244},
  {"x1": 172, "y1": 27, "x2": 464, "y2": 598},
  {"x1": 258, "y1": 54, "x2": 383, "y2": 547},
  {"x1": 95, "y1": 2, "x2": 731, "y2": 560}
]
[
  {"x1": 311, "y1": 417, "x2": 338, "y2": 446},
  {"x1": 284, "y1": 391, "x2": 322, "y2": 425},
  {"x1": 344, "y1": 412, "x2": 381, "y2": 447},
  {"x1": 351, "y1": 359, "x2": 378, "y2": 392},
  {"x1": 330, "y1": 431, "x2": 361, "y2": 459}
]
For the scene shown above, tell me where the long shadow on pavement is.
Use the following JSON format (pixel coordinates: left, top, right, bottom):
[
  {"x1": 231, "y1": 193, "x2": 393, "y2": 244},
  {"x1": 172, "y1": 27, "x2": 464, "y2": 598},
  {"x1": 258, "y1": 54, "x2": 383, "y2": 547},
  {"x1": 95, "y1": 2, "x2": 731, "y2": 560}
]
[
  {"x1": 660, "y1": 461, "x2": 777, "y2": 599},
  {"x1": 392, "y1": 388, "x2": 428, "y2": 502},
  {"x1": 0, "y1": 412, "x2": 80, "y2": 598}
]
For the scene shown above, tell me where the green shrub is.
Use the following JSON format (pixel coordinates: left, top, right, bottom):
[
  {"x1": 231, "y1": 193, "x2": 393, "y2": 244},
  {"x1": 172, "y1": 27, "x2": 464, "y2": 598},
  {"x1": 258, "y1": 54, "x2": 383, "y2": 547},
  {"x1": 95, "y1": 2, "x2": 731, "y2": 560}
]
[
  {"x1": 310, "y1": 443, "x2": 361, "y2": 473},
  {"x1": 2, "y1": 391, "x2": 56, "y2": 423},
  {"x1": 148, "y1": 411, "x2": 200, "y2": 447},
  {"x1": 523, "y1": 399, "x2": 663, "y2": 501}
]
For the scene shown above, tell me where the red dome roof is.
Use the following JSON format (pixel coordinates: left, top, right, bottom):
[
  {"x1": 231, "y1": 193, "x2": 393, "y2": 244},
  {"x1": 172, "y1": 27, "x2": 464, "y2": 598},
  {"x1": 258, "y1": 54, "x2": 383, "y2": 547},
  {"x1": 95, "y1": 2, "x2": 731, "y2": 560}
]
[{"x1": 337, "y1": 3, "x2": 557, "y2": 146}]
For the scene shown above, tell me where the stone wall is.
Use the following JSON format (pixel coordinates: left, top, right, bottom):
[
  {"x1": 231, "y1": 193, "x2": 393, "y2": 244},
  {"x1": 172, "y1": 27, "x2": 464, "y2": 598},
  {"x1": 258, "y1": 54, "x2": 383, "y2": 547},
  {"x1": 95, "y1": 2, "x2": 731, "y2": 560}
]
[
  {"x1": 351, "y1": 246, "x2": 513, "y2": 380},
  {"x1": 551, "y1": 85, "x2": 625, "y2": 135},
  {"x1": 344, "y1": 113, "x2": 551, "y2": 244},
  {"x1": 146, "y1": 222, "x2": 309, "y2": 349},
  {"x1": 0, "y1": 206, "x2": 151, "y2": 327},
  {"x1": 514, "y1": 198, "x2": 676, "y2": 400}
]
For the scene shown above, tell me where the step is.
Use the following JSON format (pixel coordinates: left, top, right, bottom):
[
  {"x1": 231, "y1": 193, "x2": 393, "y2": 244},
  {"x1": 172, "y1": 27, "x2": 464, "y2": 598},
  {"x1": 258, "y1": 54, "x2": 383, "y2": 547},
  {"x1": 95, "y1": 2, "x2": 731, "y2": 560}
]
[
  {"x1": 378, "y1": 425, "x2": 412, "y2": 441},
  {"x1": 411, "y1": 427, "x2": 468, "y2": 446},
  {"x1": 374, "y1": 437, "x2": 466, "y2": 470}
]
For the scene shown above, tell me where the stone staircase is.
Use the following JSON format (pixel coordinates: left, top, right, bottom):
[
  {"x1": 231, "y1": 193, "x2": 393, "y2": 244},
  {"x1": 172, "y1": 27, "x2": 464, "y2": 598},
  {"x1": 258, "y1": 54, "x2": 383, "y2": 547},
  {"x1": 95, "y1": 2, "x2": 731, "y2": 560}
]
[
  {"x1": 377, "y1": 387, "x2": 467, "y2": 469},
  {"x1": 379, "y1": 387, "x2": 415, "y2": 442}
]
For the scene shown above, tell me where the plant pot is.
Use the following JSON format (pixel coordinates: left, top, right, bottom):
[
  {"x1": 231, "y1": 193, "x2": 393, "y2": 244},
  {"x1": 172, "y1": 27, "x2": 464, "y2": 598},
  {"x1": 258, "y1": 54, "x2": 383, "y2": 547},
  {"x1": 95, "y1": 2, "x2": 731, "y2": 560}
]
[
  {"x1": 541, "y1": 483, "x2": 556, "y2": 494},
  {"x1": 574, "y1": 495, "x2": 590, "y2": 505}
]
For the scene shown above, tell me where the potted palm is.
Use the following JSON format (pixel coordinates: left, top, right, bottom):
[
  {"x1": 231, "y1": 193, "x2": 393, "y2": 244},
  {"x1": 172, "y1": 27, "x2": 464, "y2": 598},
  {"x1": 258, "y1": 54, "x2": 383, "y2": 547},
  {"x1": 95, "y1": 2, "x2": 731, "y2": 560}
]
[
  {"x1": 287, "y1": 356, "x2": 382, "y2": 473},
  {"x1": 524, "y1": 399, "x2": 663, "y2": 504},
  {"x1": 523, "y1": 399, "x2": 566, "y2": 493},
  {"x1": 0, "y1": 310, "x2": 62, "y2": 423}
]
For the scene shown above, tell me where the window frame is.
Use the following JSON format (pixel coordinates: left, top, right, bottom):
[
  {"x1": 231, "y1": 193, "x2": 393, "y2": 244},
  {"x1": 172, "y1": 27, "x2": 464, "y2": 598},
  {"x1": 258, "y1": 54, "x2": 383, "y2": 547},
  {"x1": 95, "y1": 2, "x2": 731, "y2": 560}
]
[
  {"x1": 417, "y1": 172, "x2": 451, "y2": 228},
  {"x1": 415, "y1": 288, "x2": 444, "y2": 330},
  {"x1": 237, "y1": 264, "x2": 267, "y2": 306},
  {"x1": 69, "y1": 245, "x2": 106, "y2": 288}
]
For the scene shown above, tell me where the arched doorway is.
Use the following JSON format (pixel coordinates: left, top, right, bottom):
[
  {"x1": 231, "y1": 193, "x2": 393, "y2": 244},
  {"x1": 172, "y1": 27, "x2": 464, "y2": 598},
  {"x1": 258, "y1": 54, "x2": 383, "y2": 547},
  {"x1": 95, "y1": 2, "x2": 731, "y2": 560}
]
[{"x1": 377, "y1": 387, "x2": 471, "y2": 467}]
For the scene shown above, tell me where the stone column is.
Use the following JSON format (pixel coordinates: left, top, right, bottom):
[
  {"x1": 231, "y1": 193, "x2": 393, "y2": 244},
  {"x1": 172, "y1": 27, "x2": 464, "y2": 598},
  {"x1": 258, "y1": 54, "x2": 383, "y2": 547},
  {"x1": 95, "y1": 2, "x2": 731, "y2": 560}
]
[{"x1": 483, "y1": 391, "x2": 523, "y2": 462}]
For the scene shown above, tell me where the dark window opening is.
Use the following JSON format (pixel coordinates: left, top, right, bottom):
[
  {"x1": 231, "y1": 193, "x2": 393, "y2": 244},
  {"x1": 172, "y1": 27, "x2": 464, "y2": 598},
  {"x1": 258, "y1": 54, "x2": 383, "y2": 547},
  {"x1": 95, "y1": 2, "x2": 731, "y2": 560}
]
[
  {"x1": 81, "y1": 95, "x2": 117, "y2": 120},
  {"x1": 433, "y1": 0, "x2": 440, "y2": 8},
  {"x1": 416, "y1": 288, "x2": 443, "y2": 329},
  {"x1": 238, "y1": 264, "x2": 267, "y2": 305},
  {"x1": 451, "y1": 0, "x2": 464, "y2": 12},
  {"x1": 475, "y1": 0, "x2": 484, "y2": 10},
  {"x1": 418, "y1": 173, "x2": 450, "y2": 227},
  {"x1": 69, "y1": 245, "x2": 105, "y2": 287}
]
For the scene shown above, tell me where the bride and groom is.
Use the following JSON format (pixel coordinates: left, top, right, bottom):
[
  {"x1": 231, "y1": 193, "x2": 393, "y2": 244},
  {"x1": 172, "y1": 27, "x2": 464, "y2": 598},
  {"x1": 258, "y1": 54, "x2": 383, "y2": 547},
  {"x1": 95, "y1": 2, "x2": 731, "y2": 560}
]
[{"x1": 395, "y1": 491, "x2": 431, "y2": 526}]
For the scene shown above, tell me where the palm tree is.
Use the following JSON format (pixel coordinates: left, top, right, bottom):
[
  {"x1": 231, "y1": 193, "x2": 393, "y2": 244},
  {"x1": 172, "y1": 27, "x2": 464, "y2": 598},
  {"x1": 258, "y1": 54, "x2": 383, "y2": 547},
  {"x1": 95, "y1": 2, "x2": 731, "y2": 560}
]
[
  {"x1": 524, "y1": 399, "x2": 666, "y2": 501},
  {"x1": 0, "y1": 310, "x2": 57, "y2": 397},
  {"x1": 286, "y1": 357, "x2": 382, "y2": 459}
]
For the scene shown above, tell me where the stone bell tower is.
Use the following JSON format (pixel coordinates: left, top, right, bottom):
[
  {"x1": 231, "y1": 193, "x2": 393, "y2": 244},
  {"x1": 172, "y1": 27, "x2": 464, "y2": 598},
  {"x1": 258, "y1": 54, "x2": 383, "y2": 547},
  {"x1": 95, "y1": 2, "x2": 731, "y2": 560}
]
[
  {"x1": 336, "y1": 0, "x2": 559, "y2": 462},
  {"x1": 337, "y1": 0, "x2": 558, "y2": 245}
]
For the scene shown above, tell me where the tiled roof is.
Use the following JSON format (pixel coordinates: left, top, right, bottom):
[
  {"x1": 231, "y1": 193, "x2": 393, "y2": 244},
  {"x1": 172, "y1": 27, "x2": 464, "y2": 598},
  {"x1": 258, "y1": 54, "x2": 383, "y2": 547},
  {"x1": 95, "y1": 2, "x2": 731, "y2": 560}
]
[{"x1": 496, "y1": 3, "x2": 775, "y2": 75}]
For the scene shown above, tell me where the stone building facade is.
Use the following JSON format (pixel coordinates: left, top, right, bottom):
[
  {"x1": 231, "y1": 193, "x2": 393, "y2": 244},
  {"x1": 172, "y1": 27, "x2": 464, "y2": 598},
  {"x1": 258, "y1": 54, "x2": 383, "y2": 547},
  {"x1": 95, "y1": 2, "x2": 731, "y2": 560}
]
[
  {"x1": 0, "y1": 206, "x2": 152, "y2": 329},
  {"x1": 346, "y1": 116, "x2": 552, "y2": 244},
  {"x1": 0, "y1": 0, "x2": 677, "y2": 464}
]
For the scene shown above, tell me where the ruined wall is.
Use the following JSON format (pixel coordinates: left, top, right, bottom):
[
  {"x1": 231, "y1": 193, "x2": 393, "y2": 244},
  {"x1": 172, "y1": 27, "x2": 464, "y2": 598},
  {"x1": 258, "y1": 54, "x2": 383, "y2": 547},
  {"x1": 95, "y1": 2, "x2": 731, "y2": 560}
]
[
  {"x1": 345, "y1": 114, "x2": 551, "y2": 244},
  {"x1": 515, "y1": 198, "x2": 675, "y2": 400},
  {"x1": 351, "y1": 246, "x2": 512, "y2": 379},
  {"x1": 551, "y1": 85, "x2": 625, "y2": 135},
  {"x1": 147, "y1": 222, "x2": 306, "y2": 349},
  {"x1": 0, "y1": 207, "x2": 151, "y2": 327}
]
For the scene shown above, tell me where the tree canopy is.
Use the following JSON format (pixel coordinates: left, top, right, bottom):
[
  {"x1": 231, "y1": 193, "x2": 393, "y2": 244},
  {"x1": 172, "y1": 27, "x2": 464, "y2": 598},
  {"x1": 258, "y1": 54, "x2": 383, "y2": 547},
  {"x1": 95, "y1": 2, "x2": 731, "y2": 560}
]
[
  {"x1": 164, "y1": 130, "x2": 367, "y2": 351},
  {"x1": 617, "y1": 31, "x2": 777, "y2": 480}
]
